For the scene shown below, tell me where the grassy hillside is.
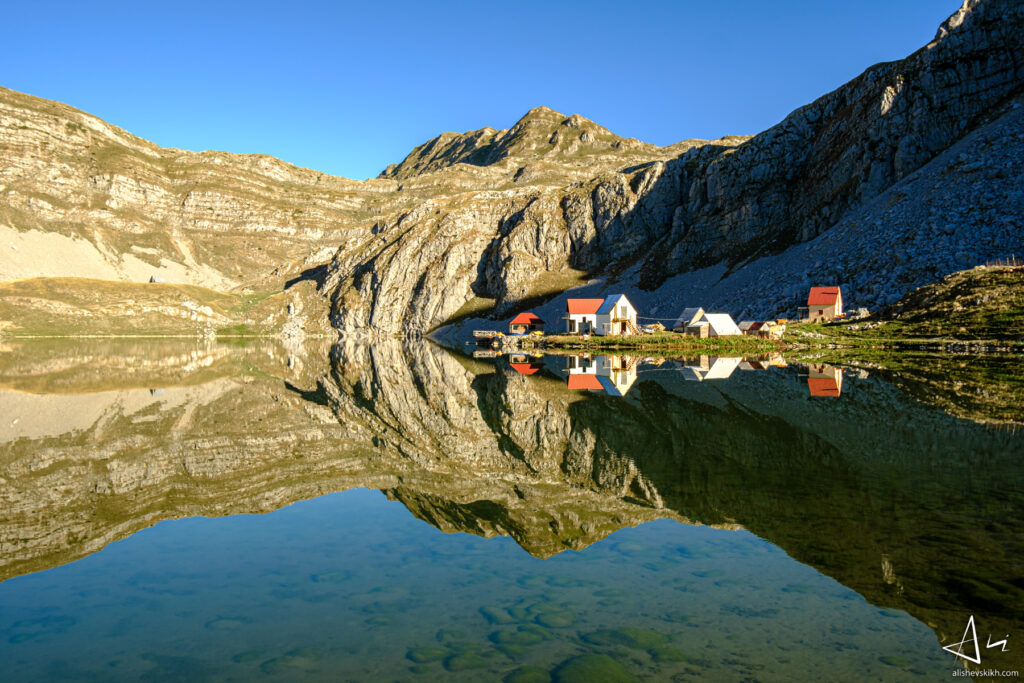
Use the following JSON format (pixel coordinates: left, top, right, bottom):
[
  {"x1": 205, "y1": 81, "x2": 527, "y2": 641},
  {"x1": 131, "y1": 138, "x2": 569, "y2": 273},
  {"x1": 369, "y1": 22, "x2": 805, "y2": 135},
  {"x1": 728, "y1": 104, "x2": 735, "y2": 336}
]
[
  {"x1": 0, "y1": 277, "x2": 333, "y2": 338},
  {"x1": 790, "y1": 265, "x2": 1024, "y2": 349}
]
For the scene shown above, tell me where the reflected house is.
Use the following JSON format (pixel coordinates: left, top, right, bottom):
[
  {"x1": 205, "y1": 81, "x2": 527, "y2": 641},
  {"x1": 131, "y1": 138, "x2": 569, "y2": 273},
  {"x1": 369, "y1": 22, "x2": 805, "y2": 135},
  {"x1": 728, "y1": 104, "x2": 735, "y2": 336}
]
[
  {"x1": 565, "y1": 354, "x2": 603, "y2": 391},
  {"x1": 508, "y1": 312, "x2": 545, "y2": 335},
  {"x1": 682, "y1": 356, "x2": 742, "y2": 381},
  {"x1": 564, "y1": 354, "x2": 637, "y2": 395},
  {"x1": 564, "y1": 354, "x2": 596, "y2": 375},
  {"x1": 565, "y1": 298, "x2": 604, "y2": 335},
  {"x1": 807, "y1": 287, "x2": 844, "y2": 321},
  {"x1": 807, "y1": 364, "x2": 843, "y2": 397},
  {"x1": 510, "y1": 361, "x2": 542, "y2": 376},
  {"x1": 595, "y1": 355, "x2": 638, "y2": 396},
  {"x1": 740, "y1": 353, "x2": 786, "y2": 371},
  {"x1": 509, "y1": 353, "x2": 544, "y2": 376},
  {"x1": 596, "y1": 294, "x2": 639, "y2": 336},
  {"x1": 561, "y1": 356, "x2": 598, "y2": 387}
]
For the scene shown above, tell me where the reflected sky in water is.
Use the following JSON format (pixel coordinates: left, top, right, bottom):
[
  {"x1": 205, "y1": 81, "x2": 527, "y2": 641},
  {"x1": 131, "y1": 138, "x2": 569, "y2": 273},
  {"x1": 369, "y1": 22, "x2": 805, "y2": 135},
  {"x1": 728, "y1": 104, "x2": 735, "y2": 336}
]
[{"x1": 1, "y1": 339, "x2": 1021, "y2": 679}]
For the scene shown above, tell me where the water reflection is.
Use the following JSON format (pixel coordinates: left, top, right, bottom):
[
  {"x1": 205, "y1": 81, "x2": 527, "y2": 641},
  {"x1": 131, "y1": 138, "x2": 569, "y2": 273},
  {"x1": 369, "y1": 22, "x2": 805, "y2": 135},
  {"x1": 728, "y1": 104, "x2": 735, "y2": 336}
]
[
  {"x1": 805, "y1": 362, "x2": 844, "y2": 397},
  {"x1": 493, "y1": 350, "x2": 838, "y2": 397},
  {"x1": 0, "y1": 338, "x2": 1022, "y2": 677}
]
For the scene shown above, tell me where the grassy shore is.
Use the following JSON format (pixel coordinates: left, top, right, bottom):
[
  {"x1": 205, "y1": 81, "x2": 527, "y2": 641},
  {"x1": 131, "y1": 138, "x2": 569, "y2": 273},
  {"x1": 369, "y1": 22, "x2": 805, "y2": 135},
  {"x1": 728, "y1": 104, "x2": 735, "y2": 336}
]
[{"x1": 542, "y1": 331, "x2": 780, "y2": 353}]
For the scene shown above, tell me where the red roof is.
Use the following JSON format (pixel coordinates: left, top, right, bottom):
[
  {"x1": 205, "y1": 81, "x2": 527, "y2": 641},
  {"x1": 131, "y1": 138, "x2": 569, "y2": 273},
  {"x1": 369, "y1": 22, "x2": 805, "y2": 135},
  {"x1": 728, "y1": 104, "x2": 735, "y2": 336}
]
[
  {"x1": 567, "y1": 298, "x2": 604, "y2": 315},
  {"x1": 509, "y1": 312, "x2": 544, "y2": 325},
  {"x1": 568, "y1": 374, "x2": 603, "y2": 390},
  {"x1": 807, "y1": 287, "x2": 841, "y2": 306},
  {"x1": 808, "y1": 378, "x2": 841, "y2": 397},
  {"x1": 510, "y1": 363, "x2": 540, "y2": 376}
]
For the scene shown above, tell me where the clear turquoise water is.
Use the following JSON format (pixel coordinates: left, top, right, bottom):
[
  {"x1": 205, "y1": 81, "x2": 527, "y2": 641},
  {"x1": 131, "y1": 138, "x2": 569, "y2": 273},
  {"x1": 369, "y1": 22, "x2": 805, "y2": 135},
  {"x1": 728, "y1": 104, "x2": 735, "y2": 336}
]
[
  {"x1": 3, "y1": 341, "x2": 1022, "y2": 681},
  {"x1": 1, "y1": 488, "x2": 948, "y2": 681}
]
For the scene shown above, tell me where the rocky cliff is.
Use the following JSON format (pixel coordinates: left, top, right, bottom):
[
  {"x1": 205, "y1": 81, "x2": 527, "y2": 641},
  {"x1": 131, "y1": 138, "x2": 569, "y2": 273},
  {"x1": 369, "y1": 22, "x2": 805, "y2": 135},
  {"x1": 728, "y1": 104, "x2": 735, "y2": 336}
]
[
  {"x1": 0, "y1": 88, "x2": 701, "y2": 334},
  {"x1": 326, "y1": 0, "x2": 1024, "y2": 332},
  {"x1": 1, "y1": 0, "x2": 1021, "y2": 336}
]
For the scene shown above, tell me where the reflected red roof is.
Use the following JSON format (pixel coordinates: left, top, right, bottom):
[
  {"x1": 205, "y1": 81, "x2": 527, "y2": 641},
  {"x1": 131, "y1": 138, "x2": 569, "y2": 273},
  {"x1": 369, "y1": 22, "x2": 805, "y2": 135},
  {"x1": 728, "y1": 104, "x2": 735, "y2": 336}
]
[
  {"x1": 510, "y1": 363, "x2": 540, "y2": 375},
  {"x1": 808, "y1": 287, "x2": 841, "y2": 306},
  {"x1": 568, "y1": 374, "x2": 603, "y2": 390},
  {"x1": 808, "y1": 378, "x2": 841, "y2": 397},
  {"x1": 509, "y1": 312, "x2": 544, "y2": 325},
  {"x1": 567, "y1": 299, "x2": 604, "y2": 315}
]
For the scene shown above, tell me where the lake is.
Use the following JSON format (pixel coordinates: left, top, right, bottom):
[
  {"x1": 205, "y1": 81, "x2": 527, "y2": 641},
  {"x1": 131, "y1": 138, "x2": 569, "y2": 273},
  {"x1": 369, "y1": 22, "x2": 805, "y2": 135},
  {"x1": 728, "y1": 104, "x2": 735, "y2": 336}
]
[{"x1": 1, "y1": 339, "x2": 1021, "y2": 681}]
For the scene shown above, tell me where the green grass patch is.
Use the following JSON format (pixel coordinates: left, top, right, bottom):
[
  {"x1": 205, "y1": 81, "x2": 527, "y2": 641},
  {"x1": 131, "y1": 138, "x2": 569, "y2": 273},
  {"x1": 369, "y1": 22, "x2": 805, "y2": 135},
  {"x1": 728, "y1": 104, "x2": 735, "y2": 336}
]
[{"x1": 544, "y1": 331, "x2": 778, "y2": 353}]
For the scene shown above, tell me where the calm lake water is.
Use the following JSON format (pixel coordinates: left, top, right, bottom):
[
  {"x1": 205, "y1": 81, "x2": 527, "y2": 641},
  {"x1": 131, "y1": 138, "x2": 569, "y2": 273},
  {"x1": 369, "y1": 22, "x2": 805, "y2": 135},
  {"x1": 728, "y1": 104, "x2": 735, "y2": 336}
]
[{"x1": 1, "y1": 339, "x2": 1022, "y2": 681}]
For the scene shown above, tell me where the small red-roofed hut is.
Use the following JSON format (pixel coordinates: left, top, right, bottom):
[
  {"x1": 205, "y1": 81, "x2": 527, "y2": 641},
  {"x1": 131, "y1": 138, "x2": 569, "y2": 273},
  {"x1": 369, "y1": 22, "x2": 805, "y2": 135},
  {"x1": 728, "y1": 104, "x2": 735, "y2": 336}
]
[
  {"x1": 508, "y1": 312, "x2": 545, "y2": 334},
  {"x1": 807, "y1": 287, "x2": 843, "y2": 321}
]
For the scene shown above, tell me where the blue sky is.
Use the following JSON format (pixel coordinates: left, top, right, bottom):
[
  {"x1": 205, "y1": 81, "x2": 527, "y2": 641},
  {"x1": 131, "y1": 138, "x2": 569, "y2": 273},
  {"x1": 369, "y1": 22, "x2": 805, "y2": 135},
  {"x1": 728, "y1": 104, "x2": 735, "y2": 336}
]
[{"x1": 1, "y1": 1, "x2": 960, "y2": 180}]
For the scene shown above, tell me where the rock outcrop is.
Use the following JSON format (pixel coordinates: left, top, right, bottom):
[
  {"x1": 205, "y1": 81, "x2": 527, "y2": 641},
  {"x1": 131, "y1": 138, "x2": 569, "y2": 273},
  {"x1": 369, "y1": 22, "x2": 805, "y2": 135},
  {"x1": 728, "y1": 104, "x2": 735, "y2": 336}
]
[
  {"x1": 327, "y1": 0, "x2": 1024, "y2": 332},
  {"x1": 1, "y1": 0, "x2": 1021, "y2": 336}
]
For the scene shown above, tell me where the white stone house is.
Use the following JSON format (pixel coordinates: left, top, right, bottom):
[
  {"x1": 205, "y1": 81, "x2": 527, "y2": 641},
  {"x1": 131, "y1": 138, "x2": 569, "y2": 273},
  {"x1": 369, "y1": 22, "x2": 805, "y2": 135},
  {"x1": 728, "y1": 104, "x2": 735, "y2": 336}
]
[{"x1": 565, "y1": 299, "x2": 604, "y2": 335}]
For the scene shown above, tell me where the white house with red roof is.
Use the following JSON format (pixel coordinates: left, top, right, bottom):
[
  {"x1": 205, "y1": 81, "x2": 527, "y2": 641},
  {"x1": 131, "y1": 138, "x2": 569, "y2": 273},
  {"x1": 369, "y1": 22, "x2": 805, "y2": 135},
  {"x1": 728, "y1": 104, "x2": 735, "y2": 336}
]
[
  {"x1": 565, "y1": 298, "x2": 604, "y2": 335},
  {"x1": 807, "y1": 287, "x2": 843, "y2": 321},
  {"x1": 508, "y1": 312, "x2": 545, "y2": 334},
  {"x1": 565, "y1": 294, "x2": 638, "y2": 336}
]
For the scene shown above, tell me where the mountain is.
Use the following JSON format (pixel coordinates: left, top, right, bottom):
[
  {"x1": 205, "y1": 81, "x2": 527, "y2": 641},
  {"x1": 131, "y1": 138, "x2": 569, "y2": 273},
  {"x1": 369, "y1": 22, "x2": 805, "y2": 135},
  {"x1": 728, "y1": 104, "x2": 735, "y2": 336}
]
[
  {"x1": 0, "y1": 89, "x2": 715, "y2": 336},
  {"x1": 0, "y1": 0, "x2": 1022, "y2": 338},
  {"x1": 379, "y1": 105, "x2": 702, "y2": 180},
  {"x1": 327, "y1": 0, "x2": 1024, "y2": 333}
]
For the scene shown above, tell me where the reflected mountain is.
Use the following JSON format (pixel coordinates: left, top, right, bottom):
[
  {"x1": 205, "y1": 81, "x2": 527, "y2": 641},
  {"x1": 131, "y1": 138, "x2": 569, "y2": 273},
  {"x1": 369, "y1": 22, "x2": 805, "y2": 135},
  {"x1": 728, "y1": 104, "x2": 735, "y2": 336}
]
[{"x1": 1, "y1": 339, "x2": 1022, "y2": 669}]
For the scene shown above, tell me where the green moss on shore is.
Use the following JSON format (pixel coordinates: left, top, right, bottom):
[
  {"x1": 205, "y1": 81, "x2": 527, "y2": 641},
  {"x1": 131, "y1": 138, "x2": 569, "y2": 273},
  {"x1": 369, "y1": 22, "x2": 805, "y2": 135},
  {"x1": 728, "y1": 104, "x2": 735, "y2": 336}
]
[{"x1": 542, "y1": 331, "x2": 779, "y2": 353}]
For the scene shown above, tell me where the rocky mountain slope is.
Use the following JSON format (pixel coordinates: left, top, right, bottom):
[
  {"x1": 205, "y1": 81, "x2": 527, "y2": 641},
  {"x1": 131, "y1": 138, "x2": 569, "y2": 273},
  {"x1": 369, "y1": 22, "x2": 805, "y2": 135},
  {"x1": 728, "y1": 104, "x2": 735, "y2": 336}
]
[
  {"x1": 0, "y1": 88, "x2": 703, "y2": 335},
  {"x1": 1, "y1": 0, "x2": 1021, "y2": 337},
  {"x1": 329, "y1": 0, "x2": 1024, "y2": 334}
]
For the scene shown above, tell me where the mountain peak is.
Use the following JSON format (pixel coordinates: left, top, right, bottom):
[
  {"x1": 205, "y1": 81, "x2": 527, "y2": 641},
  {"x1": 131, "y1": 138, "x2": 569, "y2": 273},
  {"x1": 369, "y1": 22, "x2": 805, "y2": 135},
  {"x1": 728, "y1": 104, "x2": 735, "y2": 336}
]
[
  {"x1": 517, "y1": 105, "x2": 565, "y2": 122},
  {"x1": 378, "y1": 107, "x2": 655, "y2": 180}
]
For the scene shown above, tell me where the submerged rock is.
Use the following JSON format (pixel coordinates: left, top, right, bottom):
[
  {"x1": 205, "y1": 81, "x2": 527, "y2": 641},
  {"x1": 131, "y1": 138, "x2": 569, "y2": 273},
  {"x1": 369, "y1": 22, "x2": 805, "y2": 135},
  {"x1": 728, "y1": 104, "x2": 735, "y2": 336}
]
[{"x1": 553, "y1": 654, "x2": 637, "y2": 683}]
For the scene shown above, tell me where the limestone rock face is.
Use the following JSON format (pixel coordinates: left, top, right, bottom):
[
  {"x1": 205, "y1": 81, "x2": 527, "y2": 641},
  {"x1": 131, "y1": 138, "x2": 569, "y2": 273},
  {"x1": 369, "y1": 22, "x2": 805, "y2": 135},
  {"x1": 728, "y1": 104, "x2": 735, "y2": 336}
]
[
  {"x1": 0, "y1": 86, "x2": 390, "y2": 289},
  {"x1": 378, "y1": 106, "x2": 666, "y2": 180},
  {"x1": 326, "y1": 0, "x2": 1023, "y2": 334},
  {"x1": 1, "y1": 0, "x2": 1020, "y2": 335},
  {"x1": 637, "y1": 0, "x2": 1024, "y2": 286}
]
